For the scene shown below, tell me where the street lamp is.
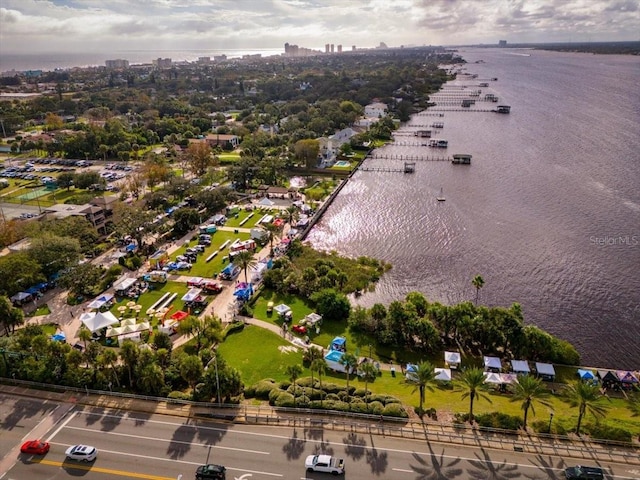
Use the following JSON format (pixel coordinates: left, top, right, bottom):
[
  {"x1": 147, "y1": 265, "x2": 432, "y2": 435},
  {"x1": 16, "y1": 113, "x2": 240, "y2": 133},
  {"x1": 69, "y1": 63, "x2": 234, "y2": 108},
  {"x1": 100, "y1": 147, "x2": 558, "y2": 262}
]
[
  {"x1": 548, "y1": 412, "x2": 554, "y2": 433},
  {"x1": 213, "y1": 354, "x2": 221, "y2": 405}
]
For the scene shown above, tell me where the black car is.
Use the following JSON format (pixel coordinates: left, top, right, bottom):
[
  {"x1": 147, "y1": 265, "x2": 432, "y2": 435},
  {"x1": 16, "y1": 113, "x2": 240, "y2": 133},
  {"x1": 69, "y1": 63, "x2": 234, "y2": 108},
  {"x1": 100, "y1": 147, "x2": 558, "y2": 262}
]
[
  {"x1": 564, "y1": 465, "x2": 604, "y2": 479},
  {"x1": 195, "y1": 464, "x2": 226, "y2": 480}
]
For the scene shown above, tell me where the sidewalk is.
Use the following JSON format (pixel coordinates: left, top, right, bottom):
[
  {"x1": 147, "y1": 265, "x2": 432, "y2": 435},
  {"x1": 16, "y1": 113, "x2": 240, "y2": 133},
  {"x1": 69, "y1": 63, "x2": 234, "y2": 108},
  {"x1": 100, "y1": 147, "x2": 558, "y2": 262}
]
[{"x1": 1, "y1": 382, "x2": 638, "y2": 465}]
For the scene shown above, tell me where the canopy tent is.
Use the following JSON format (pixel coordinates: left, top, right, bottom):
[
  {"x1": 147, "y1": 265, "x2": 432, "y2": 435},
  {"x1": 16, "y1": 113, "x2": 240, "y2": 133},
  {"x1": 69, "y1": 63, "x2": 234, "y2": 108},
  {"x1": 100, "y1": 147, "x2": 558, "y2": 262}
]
[
  {"x1": 330, "y1": 336, "x2": 347, "y2": 352},
  {"x1": 511, "y1": 360, "x2": 531, "y2": 374},
  {"x1": 274, "y1": 304, "x2": 291, "y2": 316},
  {"x1": 187, "y1": 277, "x2": 207, "y2": 287},
  {"x1": 171, "y1": 311, "x2": 189, "y2": 321},
  {"x1": 304, "y1": 313, "x2": 323, "y2": 326},
  {"x1": 578, "y1": 369, "x2": 595, "y2": 380},
  {"x1": 483, "y1": 356, "x2": 502, "y2": 372},
  {"x1": 87, "y1": 293, "x2": 114, "y2": 310},
  {"x1": 221, "y1": 263, "x2": 237, "y2": 276},
  {"x1": 120, "y1": 318, "x2": 136, "y2": 327},
  {"x1": 444, "y1": 351, "x2": 461, "y2": 368},
  {"x1": 535, "y1": 362, "x2": 556, "y2": 379},
  {"x1": 182, "y1": 288, "x2": 203, "y2": 303},
  {"x1": 10, "y1": 292, "x2": 32, "y2": 304},
  {"x1": 234, "y1": 284, "x2": 254, "y2": 301},
  {"x1": 616, "y1": 371, "x2": 639, "y2": 384},
  {"x1": 434, "y1": 368, "x2": 452, "y2": 382},
  {"x1": 81, "y1": 311, "x2": 119, "y2": 333},
  {"x1": 483, "y1": 372, "x2": 503, "y2": 384},
  {"x1": 405, "y1": 363, "x2": 418, "y2": 381},
  {"x1": 501, "y1": 373, "x2": 519, "y2": 384},
  {"x1": 51, "y1": 332, "x2": 66, "y2": 342},
  {"x1": 25, "y1": 285, "x2": 41, "y2": 295},
  {"x1": 114, "y1": 277, "x2": 137, "y2": 292},
  {"x1": 259, "y1": 197, "x2": 275, "y2": 206},
  {"x1": 597, "y1": 369, "x2": 618, "y2": 383}
]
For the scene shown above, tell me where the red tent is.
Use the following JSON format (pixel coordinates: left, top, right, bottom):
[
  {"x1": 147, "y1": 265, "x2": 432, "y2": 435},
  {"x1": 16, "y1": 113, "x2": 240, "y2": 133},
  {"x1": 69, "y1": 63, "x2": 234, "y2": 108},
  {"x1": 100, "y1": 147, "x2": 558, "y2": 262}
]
[{"x1": 171, "y1": 311, "x2": 189, "y2": 321}]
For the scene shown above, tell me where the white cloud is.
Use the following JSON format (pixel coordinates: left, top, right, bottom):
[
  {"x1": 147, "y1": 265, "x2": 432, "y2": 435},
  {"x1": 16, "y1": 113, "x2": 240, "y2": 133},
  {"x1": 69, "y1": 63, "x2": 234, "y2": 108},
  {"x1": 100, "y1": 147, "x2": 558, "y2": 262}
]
[{"x1": 0, "y1": 0, "x2": 638, "y2": 55}]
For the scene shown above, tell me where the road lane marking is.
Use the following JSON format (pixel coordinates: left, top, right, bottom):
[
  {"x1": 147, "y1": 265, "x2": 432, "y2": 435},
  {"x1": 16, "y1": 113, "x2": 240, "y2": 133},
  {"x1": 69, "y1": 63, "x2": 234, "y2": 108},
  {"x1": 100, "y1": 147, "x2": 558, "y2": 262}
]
[
  {"x1": 21, "y1": 403, "x2": 59, "y2": 442},
  {"x1": 392, "y1": 468, "x2": 413, "y2": 473},
  {"x1": 63, "y1": 425, "x2": 270, "y2": 455},
  {"x1": 33, "y1": 459, "x2": 176, "y2": 479},
  {"x1": 46, "y1": 410, "x2": 77, "y2": 442}
]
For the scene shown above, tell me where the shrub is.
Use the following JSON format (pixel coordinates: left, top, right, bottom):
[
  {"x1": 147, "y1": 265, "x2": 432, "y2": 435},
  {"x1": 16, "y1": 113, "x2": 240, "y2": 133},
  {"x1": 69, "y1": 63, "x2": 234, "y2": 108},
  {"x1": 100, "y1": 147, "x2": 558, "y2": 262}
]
[
  {"x1": 297, "y1": 377, "x2": 316, "y2": 388},
  {"x1": 367, "y1": 401, "x2": 384, "y2": 414},
  {"x1": 584, "y1": 423, "x2": 633, "y2": 443},
  {"x1": 349, "y1": 401, "x2": 370, "y2": 414},
  {"x1": 223, "y1": 321, "x2": 244, "y2": 338},
  {"x1": 325, "y1": 393, "x2": 341, "y2": 401},
  {"x1": 323, "y1": 383, "x2": 343, "y2": 395},
  {"x1": 247, "y1": 379, "x2": 279, "y2": 400},
  {"x1": 167, "y1": 391, "x2": 191, "y2": 401},
  {"x1": 273, "y1": 391, "x2": 295, "y2": 407},
  {"x1": 268, "y1": 387, "x2": 282, "y2": 404},
  {"x1": 382, "y1": 403, "x2": 408, "y2": 418},
  {"x1": 475, "y1": 412, "x2": 522, "y2": 431}
]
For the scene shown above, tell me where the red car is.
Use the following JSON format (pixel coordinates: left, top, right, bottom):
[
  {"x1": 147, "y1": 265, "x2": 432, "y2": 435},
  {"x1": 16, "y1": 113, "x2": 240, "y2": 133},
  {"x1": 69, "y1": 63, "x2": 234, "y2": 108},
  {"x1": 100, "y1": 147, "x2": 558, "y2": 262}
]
[
  {"x1": 292, "y1": 325, "x2": 307, "y2": 335},
  {"x1": 20, "y1": 440, "x2": 50, "y2": 455}
]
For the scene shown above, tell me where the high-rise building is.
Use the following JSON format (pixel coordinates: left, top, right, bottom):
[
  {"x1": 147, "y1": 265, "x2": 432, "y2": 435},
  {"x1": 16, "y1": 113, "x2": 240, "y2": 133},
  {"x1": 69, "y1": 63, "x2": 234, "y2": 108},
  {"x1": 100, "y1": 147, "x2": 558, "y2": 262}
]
[
  {"x1": 105, "y1": 59, "x2": 129, "y2": 69},
  {"x1": 352, "y1": 45, "x2": 356, "y2": 51},
  {"x1": 337, "y1": 45, "x2": 342, "y2": 53},
  {"x1": 499, "y1": 40, "x2": 507, "y2": 47},
  {"x1": 153, "y1": 58, "x2": 172, "y2": 68},
  {"x1": 325, "y1": 44, "x2": 330, "y2": 53},
  {"x1": 330, "y1": 44, "x2": 334, "y2": 53}
]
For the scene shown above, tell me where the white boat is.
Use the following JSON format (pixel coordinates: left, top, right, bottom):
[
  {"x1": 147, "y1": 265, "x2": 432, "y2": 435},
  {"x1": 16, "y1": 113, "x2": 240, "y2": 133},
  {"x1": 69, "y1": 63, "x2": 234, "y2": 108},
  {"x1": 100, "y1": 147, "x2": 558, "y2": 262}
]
[{"x1": 437, "y1": 187, "x2": 446, "y2": 202}]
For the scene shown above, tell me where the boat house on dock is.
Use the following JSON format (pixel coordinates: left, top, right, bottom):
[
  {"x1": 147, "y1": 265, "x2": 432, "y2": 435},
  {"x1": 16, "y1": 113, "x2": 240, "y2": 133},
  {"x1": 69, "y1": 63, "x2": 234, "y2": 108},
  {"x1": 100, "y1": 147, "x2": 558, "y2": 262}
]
[
  {"x1": 496, "y1": 105, "x2": 511, "y2": 114},
  {"x1": 452, "y1": 154, "x2": 472, "y2": 165}
]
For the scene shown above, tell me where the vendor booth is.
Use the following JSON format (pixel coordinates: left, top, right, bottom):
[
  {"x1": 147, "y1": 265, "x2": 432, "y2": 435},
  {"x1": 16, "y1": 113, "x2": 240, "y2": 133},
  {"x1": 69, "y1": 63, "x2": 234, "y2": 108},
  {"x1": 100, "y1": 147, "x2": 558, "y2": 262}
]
[
  {"x1": 535, "y1": 362, "x2": 556, "y2": 381},
  {"x1": 483, "y1": 356, "x2": 502, "y2": 372},
  {"x1": 80, "y1": 311, "x2": 119, "y2": 333},
  {"x1": 511, "y1": 360, "x2": 531, "y2": 375},
  {"x1": 444, "y1": 351, "x2": 461, "y2": 370}
]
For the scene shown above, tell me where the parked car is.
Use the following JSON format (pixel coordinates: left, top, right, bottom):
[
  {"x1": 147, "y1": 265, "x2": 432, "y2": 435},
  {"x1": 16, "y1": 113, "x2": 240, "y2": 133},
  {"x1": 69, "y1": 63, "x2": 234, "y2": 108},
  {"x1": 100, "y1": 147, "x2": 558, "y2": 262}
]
[
  {"x1": 195, "y1": 464, "x2": 226, "y2": 480},
  {"x1": 564, "y1": 466, "x2": 604, "y2": 479},
  {"x1": 65, "y1": 445, "x2": 97, "y2": 462},
  {"x1": 305, "y1": 454, "x2": 345, "y2": 475},
  {"x1": 20, "y1": 440, "x2": 50, "y2": 455}
]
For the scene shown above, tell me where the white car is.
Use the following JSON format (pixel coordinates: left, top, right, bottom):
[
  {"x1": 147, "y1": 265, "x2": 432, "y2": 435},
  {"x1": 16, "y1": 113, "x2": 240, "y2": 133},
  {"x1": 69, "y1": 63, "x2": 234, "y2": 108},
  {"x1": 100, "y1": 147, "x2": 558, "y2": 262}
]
[
  {"x1": 305, "y1": 454, "x2": 345, "y2": 475},
  {"x1": 65, "y1": 445, "x2": 97, "y2": 462}
]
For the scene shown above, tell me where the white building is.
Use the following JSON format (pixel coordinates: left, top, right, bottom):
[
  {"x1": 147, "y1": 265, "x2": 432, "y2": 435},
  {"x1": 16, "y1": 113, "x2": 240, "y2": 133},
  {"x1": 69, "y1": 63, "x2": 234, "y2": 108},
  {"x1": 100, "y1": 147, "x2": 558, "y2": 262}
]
[{"x1": 364, "y1": 102, "x2": 388, "y2": 119}]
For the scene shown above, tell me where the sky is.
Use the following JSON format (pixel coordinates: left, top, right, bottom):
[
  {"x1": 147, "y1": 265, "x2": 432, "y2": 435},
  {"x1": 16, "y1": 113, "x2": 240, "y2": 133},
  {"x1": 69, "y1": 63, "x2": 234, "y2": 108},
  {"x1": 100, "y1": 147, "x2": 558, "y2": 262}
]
[{"x1": 1, "y1": 0, "x2": 639, "y2": 56}]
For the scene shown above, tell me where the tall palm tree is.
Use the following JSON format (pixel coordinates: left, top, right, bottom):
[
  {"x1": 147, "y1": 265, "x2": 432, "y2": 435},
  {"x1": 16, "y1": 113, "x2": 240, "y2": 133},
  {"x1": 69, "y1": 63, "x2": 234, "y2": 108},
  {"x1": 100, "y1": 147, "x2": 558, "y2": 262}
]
[
  {"x1": 78, "y1": 326, "x2": 92, "y2": 350},
  {"x1": 510, "y1": 374, "x2": 552, "y2": 430},
  {"x1": 98, "y1": 348, "x2": 120, "y2": 387},
  {"x1": 403, "y1": 361, "x2": 438, "y2": 413},
  {"x1": 359, "y1": 362, "x2": 379, "y2": 411},
  {"x1": 310, "y1": 358, "x2": 326, "y2": 406},
  {"x1": 263, "y1": 222, "x2": 280, "y2": 257},
  {"x1": 627, "y1": 393, "x2": 640, "y2": 417},
  {"x1": 455, "y1": 367, "x2": 492, "y2": 424},
  {"x1": 119, "y1": 340, "x2": 140, "y2": 388},
  {"x1": 284, "y1": 205, "x2": 298, "y2": 227},
  {"x1": 339, "y1": 353, "x2": 358, "y2": 403},
  {"x1": 563, "y1": 381, "x2": 610, "y2": 435},
  {"x1": 286, "y1": 364, "x2": 303, "y2": 407},
  {"x1": 233, "y1": 250, "x2": 257, "y2": 283},
  {"x1": 472, "y1": 275, "x2": 485, "y2": 305}
]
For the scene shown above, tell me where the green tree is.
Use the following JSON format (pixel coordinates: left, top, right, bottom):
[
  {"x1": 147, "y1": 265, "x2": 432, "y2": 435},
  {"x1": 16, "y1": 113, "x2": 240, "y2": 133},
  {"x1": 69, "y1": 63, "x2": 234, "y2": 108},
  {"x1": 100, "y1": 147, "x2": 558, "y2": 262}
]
[
  {"x1": 509, "y1": 374, "x2": 552, "y2": 431},
  {"x1": 563, "y1": 381, "x2": 610, "y2": 435},
  {"x1": 78, "y1": 326, "x2": 92, "y2": 350},
  {"x1": 57, "y1": 172, "x2": 75, "y2": 190},
  {"x1": 339, "y1": 353, "x2": 358, "y2": 404},
  {"x1": 73, "y1": 171, "x2": 103, "y2": 190},
  {"x1": 359, "y1": 361, "x2": 378, "y2": 410},
  {"x1": 404, "y1": 361, "x2": 437, "y2": 413},
  {"x1": 179, "y1": 354, "x2": 204, "y2": 397},
  {"x1": 137, "y1": 363, "x2": 165, "y2": 395},
  {"x1": 0, "y1": 295, "x2": 25, "y2": 335},
  {"x1": 186, "y1": 141, "x2": 212, "y2": 176},
  {"x1": 28, "y1": 234, "x2": 81, "y2": 278},
  {"x1": 455, "y1": 367, "x2": 492, "y2": 424},
  {"x1": 112, "y1": 202, "x2": 155, "y2": 249},
  {"x1": 232, "y1": 250, "x2": 257, "y2": 283},
  {"x1": 309, "y1": 288, "x2": 351, "y2": 322},
  {"x1": 472, "y1": 275, "x2": 485, "y2": 305},
  {"x1": 286, "y1": 364, "x2": 303, "y2": 407},
  {"x1": 58, "y1": 262, "x2": 104, "y2": 297},
  {"x1": 119, "y1": 340, "x2": 140, "y2": 388},
  {"x1": 177, "y1": 315, "x2": 223, "y2": 355},
  {"x1": 283, "y1": 205, "x2": 299, "y2": 227},
  {"x1": 98, "y1": 348, "x2": 120, "y2": 387},
  {"x1": 294, "y1": 139, "x2": 320, "y2": 169},
  {"x1": 0, "y1": 253, "x2": 45, "y2": 297},
  {"x1": 172, "y1": 208, "x2": 200, "y2": 236},
  {"x1": 627, "y1": 393, "x2": 640, "y2": 417}
]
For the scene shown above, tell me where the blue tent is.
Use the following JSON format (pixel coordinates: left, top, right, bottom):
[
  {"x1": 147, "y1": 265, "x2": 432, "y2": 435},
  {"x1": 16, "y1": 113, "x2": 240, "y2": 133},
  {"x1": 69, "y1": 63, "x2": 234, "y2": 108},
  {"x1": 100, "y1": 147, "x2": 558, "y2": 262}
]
[
  {"x1": 330, "y1": 336, "x2": 346, "y2": 352},
  {"x1": 35, "y1": 282, "x2": 49, "y2": 291},
  {"x1": 222, "y1": 263, "x2": 236, "y2": 276},
  {"x1": 52, "y1": 333, "x2": 66, "y2": 342},
  {"x1": 26, "y1": 286, "x2": 41, "y2": 295},
  {"x1": 233, "y1": 284, "x2": 253, "y2": 300},
  {"x1": 578, "y1": 369, "x2": 595, "y2": 380},
  {"x1": 126, "y1": 243, "x2": 137, "y2": 252}
]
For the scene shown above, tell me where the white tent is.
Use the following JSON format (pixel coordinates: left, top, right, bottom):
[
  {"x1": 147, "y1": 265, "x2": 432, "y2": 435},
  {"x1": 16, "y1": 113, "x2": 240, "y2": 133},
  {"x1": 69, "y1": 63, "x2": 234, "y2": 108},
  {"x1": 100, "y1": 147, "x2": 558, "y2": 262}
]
[
  {"x1": 182, "y1": 288, "x2": 203, "y2": 302},
  {"x1": 483, "y1": 356, "x2": 502, "y2": 371},
  {"x1": 259, "y1": 197, "x2": 275, "y2": 206},
  {"x1": 535, "y1": 362, "x2": 556, "y2": 379},
  {"x1": 444, "y1": 351, "x2": 461, "y2": 369},
  {"x1": 434, "y1": 368, "x2": 452, "y2": 382},
  {"x1": 114, "y1": 277, "x2": 137, "y2": 292},
  {"x1": 511, "y1": 360, "x2": 531, "y2": 374},
  {"x1": 81, "y1": 311, "x2": 119, "y2": 333},
  {"x1": 501, "y1": 373, "x2": 519, "y2": 385},
  {"x1": 274, "y1": 304, "x2": 291, "y2": 315},
  {"x1": 304, "y1": 313, "x2": 323, "y2": 326},
  {"x1": 87, "y1": 293, "x2": 114, "y2": 310},
  {"x1": 483, "y1": 372, "x2": 503, "y2": 384}
]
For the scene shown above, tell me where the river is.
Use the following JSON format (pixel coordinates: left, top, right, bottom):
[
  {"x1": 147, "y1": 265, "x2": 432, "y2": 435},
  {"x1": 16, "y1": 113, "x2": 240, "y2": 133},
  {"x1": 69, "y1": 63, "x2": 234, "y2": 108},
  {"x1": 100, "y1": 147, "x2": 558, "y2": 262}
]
[{"x1": 307, "y1": 48, "x2": 640, "y2": 370}]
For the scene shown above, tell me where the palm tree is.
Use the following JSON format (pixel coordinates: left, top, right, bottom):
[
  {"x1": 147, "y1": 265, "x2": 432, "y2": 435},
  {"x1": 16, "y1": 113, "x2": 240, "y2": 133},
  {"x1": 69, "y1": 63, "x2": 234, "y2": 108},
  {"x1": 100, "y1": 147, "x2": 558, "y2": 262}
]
[
  {"x1": 627, "y1": 393, "x2": 640, "y2": 417},
  {"x1": 286, "y1": 364, "x2": 303, "y2": 407},
  {"x1": 359, "y1": 362, "x2": 379, "y2": 411},
  {"x1": 563, "y1": 381, "x2": 610, "y2": 435},
  {"x1": 455, "y1": 367, "x2": 492, "y2": 424},
  {"x1": 233, "y1": 250, "x2": 257, "y2": 283},
  {"x1": 472, "y1": 275, "x2": 485, "y2": 305},
  {"x1": 263, "y1": 222, "x2": 280, "y2": 256},
  {"x1": 78, "y1": 326, "x2": 92, "y2": 350},
  {"x1": 119, "y1": 340, "x2": 140, "y2": 388},
  {"x1": 510, "y1": 375, "x2": 552, "y2": 430},
  {"x1": 284, "y1": 205, "x2": 298, "y2": 227},
  {"x1": 339, "y1": 353, "x2": 358, "y2": 403},
  {"x1": 98, "y1": 348, "x2": 120, "y2": 387},
  {"x1": 310, "y1": 358, "x2": 326, "y2": 406},
  {"x1": 403, "y1": 361, "x2": 438, "y2": 413}
]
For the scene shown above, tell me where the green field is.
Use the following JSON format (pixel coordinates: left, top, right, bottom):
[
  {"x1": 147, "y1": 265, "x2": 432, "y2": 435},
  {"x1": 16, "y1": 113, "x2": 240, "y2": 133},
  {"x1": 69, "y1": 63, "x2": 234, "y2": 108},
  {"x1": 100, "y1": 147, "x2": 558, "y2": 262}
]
[{"x1": 108, "y1": 280, "x2": 190, "y2": 325}]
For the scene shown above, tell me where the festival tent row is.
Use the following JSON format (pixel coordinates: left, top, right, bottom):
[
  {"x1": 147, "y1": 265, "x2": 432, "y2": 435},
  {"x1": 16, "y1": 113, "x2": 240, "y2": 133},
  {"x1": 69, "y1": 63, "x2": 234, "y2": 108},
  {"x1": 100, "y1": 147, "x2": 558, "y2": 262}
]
[
  {"x1": 87, "y1": 293, "x2": 114, "y2": 310},
  {"x1": 80, "y1": 311, "x2": 119, "y2": 333},
  {"x1": 483, "y1": 356, "x2": 556, "y2": 380}
]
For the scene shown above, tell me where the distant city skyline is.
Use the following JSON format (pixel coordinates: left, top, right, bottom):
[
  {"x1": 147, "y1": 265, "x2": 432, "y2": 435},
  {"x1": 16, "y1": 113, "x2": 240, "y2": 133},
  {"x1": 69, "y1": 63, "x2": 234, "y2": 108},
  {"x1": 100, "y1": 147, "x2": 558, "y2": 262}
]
[{"x1": 1, "y1": 0, "x2": 638, "y2": 56}]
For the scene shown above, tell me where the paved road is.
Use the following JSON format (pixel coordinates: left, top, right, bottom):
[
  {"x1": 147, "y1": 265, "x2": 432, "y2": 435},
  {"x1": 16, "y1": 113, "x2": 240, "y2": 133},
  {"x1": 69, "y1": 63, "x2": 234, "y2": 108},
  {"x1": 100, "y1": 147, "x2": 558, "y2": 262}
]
[{"x1": 1, "y1": 393, "x2": 638, "y2": 480}]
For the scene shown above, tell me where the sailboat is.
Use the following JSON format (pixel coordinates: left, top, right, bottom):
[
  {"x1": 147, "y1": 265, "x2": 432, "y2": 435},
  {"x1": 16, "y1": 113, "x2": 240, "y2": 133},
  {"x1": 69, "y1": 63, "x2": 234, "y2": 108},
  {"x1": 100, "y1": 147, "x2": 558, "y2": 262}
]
[{"x1": 436, "y1": 187, "x2": 446, "y2": 202}]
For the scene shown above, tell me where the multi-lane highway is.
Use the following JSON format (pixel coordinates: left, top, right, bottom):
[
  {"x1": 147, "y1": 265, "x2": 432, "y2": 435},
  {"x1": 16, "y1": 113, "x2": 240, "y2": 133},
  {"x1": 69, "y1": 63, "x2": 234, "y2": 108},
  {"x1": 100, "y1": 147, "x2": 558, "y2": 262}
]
[{"x1": 1, "y1": 393, "x2": 638, "y2": 480}]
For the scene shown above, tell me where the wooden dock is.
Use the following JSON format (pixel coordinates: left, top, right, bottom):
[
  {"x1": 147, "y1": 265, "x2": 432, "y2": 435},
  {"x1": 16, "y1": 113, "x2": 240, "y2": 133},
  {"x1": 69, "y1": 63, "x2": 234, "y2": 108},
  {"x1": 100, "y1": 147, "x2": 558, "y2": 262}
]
[
  {"x1": 368, "y1": 153, "x2": 451, "y2": 162},
  {"x1": 360, "y1": 161, "x2": 416, "y2": 173}
]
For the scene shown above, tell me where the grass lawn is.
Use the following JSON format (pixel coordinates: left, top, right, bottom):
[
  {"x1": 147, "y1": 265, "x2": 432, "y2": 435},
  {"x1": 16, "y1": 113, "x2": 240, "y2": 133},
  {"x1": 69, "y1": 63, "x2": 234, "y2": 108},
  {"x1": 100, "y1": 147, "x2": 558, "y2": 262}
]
[
  {"x1": 108, "y1": 280, "x2": 191, "y2": 328},
  {"x1": 170, "y1": 231, "x2": 252, "y2": 278},
  {"x1": 218, "y1": 324, "x2": 305, "y2": 385},
  {"x1": 29, "y1": 305, "x2": 52, "y2": 317},
  {"x1": 218, "y1": 153, "x2": 241, "y2": 164},
  {"x1": 224, "y1": 208, "x2": 280, "y2": 229}
]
